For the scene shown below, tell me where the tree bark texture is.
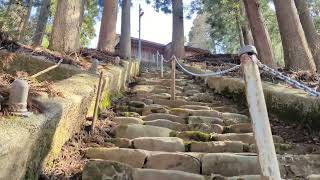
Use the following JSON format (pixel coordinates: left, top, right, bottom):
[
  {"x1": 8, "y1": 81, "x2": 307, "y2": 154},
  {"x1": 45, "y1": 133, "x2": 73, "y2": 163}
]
[
  {"x1": 243, "y1": 0, "x2": 276, "y2": 67},
  {"x1": 49, "y1": 0, "x2": 82, "y2": 52},
  {"x1": 119, "y1": 0, "x2": 131, "y2": 59},
  {"x1": 240, "y1": 0, "x2": 254, "y2": 45},
  {"x1": 32, "y1": 0, "x2": 51, "y2": 46},
  {"x1": 273, "y1": 0, "x2": 316, "y2": 72},
  {"x1": 172, "y1": 0, "x2": 185, "y2": 58},
  {"x1": 97, "y1": 0, "x2": 118, "y2": 52},
  {"x1": 294, "y1": 0, "x2": 320, "y2": 71},
  {"x1": 17, "y1": 0, "x2": 33, "y2": 41}
]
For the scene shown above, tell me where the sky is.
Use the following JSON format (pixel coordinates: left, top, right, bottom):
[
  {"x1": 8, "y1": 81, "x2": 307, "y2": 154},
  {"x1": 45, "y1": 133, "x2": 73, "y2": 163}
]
[{"x1": 89, "y1": 0, "x2": 196, "y2": 48}]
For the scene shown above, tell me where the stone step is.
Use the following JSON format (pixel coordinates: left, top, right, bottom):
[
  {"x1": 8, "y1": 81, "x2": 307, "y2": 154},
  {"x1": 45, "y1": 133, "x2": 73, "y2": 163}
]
[
  {"x1": 169, "y1": 108, "x2": 250, "y2": 124},
  {"x1": 188, "y1": 141, "x2": 247, "y2": 153},
  {"x1": 83, "y1": 160, "x2": 264, "y2": 180},
  {"x1": 133, "y1": 168, "x2": 205, "y2": 180},
  {"x1": 84, "y1": 148, "x2": 320, "y2": 178},
  {"x1": 212, "y1": 133, "x2": 283, "y2": 144},
  {"x1": 179, "y1": 105, "x2": 212, "y2": 110},
  {"x1": 113, "y1": 117, "x2": 144, "y2": 125},
  {"x1": 114, "y1": 124, "x2": 172, "y2": 139},
  {"x1": 143, "y1": 119, "x2": 223, "y2": 134},
  {"x1": 132, "y1": 137, "x2": 185, "y2": 152},
  {"x1": 153, "y1": 99, "x2": 213, "y2": 108},
  {"x1": 142, "y1": 113, "x2": 185, "y2": 124}
]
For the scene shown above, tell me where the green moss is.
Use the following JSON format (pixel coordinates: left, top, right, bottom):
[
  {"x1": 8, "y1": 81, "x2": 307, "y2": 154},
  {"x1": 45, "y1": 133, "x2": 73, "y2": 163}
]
[
  {"x1": 169, "y1": 131, "x2": 178, "y2": 137},
  {"x1": 100, "y1": 92, "x2": 124, "y2": 111},
  {"x1": 177, "y1": 131, "x2": 212, "y2": 142}
]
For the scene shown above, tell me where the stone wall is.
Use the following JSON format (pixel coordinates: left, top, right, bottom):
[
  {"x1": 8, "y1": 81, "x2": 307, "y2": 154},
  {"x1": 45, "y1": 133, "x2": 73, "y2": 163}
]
[{"x1": 0, "y1": 53, "x2": 139, "y2": 180}]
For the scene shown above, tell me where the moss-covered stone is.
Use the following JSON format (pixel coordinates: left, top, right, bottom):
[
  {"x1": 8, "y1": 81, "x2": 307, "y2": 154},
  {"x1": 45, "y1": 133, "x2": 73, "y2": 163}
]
[{"x1": 170, "y1": 131, "x2": 212, "y2": 142}]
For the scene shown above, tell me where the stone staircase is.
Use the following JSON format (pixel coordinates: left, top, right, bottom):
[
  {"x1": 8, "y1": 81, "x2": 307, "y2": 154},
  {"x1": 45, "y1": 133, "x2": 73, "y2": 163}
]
[{"x1": 81, "y1": 68, "x2": 320, "y2": 180}]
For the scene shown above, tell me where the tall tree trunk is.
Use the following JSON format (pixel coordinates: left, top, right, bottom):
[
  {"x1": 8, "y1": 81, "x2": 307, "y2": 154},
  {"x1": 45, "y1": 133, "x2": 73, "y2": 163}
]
[
  {"x1": 0, "y1": 0, "x2": 15, "y2": 31},
  {"x1": 17, "y1": 0, "x2": 33, "y2": 41},
  {"x1": 172, "y1": 0, "x2": 185, "y2": 58},
  {"x1": 294, "y1": 0, "x2": 320, "y2": 71},
  {"x1": 237, "y1": 16, "x2": 245, "y2": 48},
  {"x1": 97, "y1": 0, "x2": 118, "y2": 52},
  {"x1": 273, "y1": 0, "x2": 316, "y2": 72},
  {"x1": 240, "y1": 0, "x2": 254, "y2": 45},
  {"x1": 32, "y1": 0, "x2": 51, "y2": 47},
  {"x1": 243, "y1": 0, "x2": 276, "y2": 67},
  {"x1": 49, "y1": 0, "x2": 82, "y2": 52},
  {"x1": 119, "y1": 0, "x2": 131, "y2": 60}
]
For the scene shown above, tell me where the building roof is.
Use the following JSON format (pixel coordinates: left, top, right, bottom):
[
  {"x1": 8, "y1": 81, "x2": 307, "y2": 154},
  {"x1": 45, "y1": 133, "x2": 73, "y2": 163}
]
[{"x1": 115, "y1": 34, "x2": 210, "y2": 54}]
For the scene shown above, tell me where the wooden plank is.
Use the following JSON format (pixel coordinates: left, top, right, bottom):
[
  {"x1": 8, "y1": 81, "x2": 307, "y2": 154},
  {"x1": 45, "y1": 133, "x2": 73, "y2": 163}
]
[{"x1": 241, "y1": 53, "x2": 281, "y2": 180}]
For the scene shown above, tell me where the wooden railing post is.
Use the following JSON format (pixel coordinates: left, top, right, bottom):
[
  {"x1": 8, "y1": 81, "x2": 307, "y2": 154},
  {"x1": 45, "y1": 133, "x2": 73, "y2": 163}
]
[
  {"x1": 156, "y1": 51, "x2": 159, "y2": 70},
  {"x1": 240, "y1": 46, "x2": 281, "y2": 180},
  {"x1": 171, "y1": 56, "x2": 176, "y2": 100},
  {"x1": 160, "y1": 55, "x2": 164, "y2": 78}
]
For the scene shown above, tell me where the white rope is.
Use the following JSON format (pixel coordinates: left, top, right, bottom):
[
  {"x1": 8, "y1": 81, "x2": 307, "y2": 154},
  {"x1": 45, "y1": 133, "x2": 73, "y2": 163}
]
[{"x1": 174, "y1": 56, "x2": 241, "y2": 77}]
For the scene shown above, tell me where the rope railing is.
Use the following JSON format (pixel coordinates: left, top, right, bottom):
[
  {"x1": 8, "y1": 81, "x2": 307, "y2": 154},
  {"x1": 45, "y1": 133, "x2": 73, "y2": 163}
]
[{"x1": 172, "y1": 55, "x2": 241, "y2": 77}]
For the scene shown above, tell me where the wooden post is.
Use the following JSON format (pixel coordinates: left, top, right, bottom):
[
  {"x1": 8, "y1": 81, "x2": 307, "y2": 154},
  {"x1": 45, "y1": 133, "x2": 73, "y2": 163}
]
[
  {"x1": 31, "y1": 59, "x2": 63, "y2": 78},
  {"x1": 241, "y1": 53, "x2": 281, "y2": 180},
  {"x1": 160, "y1": 55, "x2": 164, "y2": 78},
  {"x1": 90, "y1": 72, "x2": 104, "y2": 134},
  {"x1": 171, "y1": 56, "x2": 176, "y2": 100},
  {"x1": 156, "y1": 51, "x2": 159, "y2": 70}
]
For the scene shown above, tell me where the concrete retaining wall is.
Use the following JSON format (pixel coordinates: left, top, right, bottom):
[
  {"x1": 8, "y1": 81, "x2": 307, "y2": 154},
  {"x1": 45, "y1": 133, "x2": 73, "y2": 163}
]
[
  {"x1": 183, "y1": 64, "x2": 320, "y2": 130},
  {"x1": 0, "y1": 53, "x2": 139, "y2": 180}
]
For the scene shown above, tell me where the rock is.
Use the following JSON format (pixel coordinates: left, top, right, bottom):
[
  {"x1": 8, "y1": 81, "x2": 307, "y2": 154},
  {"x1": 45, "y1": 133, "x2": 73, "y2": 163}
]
[
  {"x1": 82, "y1": 160, "x2": 134, "y2": 180},
  {"x1": 172, "y1": 131, "x2": 212, "y2": 142},
  {"x1": 227, "y1": 175, "x2": 261, "y2": 180},
  {"x1": 188, "y1": 116, "x2": 224, "y2": 125},
  {"x1": 113, "y1": 117, "x2": 144, "y2": 125},
  {"x1": 144, "y1": 152, "x2": 200, "y2": 174},
  {"x1": 144, "y1": 119, "x2": 186, "y2": 131},
  {"x1": 133, "y1": 85, "x2": 156, "y2": 94},
  {"x1": 227, "y1": 123, "x2": 252, "y2": 133},
  {"x1": 85, "y1": 148, "x2": 147, "y2": 168},
  {"x1": 211, "y1": 124, "x2": 224, "y2": 134},
  {"x1": 132, "y1": 137, "x2": 185, "y2": 152},
  {"x1": 307, "y1": 174, "x2": 320, "y2": 180},
  {"x1": 143, "y1": 113, "x2": 185, "y2": 124},
  {"x1": 115, "y1": 124, "x2": 172, "y2": 139},
  {"x1": 119, "y1": 112, "x2": 141, "y2": 118},
  {"x1": 129, "y1": 101, "x2": 147, "y2": 108},
  {"x1": 169, "y1": 108, "x2": 192, "y2": 118},
  {"x1": 106, "y1": 138, "x2": 132, "y2": 148},
  {"x1": 201, "y1": 153, "x2": 260, "y2": 176},
  {"x1": 128, "y1": 107, "x2": 144, "y2": 115},
  {"x1": 153, "y1": 98, "x2": 209, "y2": 108},
  {"x1": 187, "y1": 123, "x2": 213, "y2": 134},
  {"x1": 190, "y1": 110, "x2": 221, "y2": 117},
  {"x1": 220, "y1": 113, "x2": 250, "y2": 123},
  {"x1": 184, "y1": 90, "x2": 201, "y2": 96},
  {"x1": 180, "y1": 105, "x2": 211, "y2": 110},
  {"x1": 150, "y1": 93, "x2": 171, "y2": 100},
  {"x1": 188, "y1": 93, "x2": 214, "y2": 103},
  {"x1": 133, "y1": 169, "x2": 206, "y2": 180},
  {"x1": 144, "y1": 98, "x2": 154, "y2": 105},
  {"x1": 213, "y1": 106, "x2": 238, "y2": 113},
  {"x1": 213, "y1": 133, "x2": 283, "y2": 144},
  {"x1": 142, "y1": 104, "x2": 169, "y2": 115},
  {"x1": 184, "y1": 84, "x2": 201, "y2": 91},
  {"x1": 190, "y1": 141, "x2": 245, "y2": 153}
]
